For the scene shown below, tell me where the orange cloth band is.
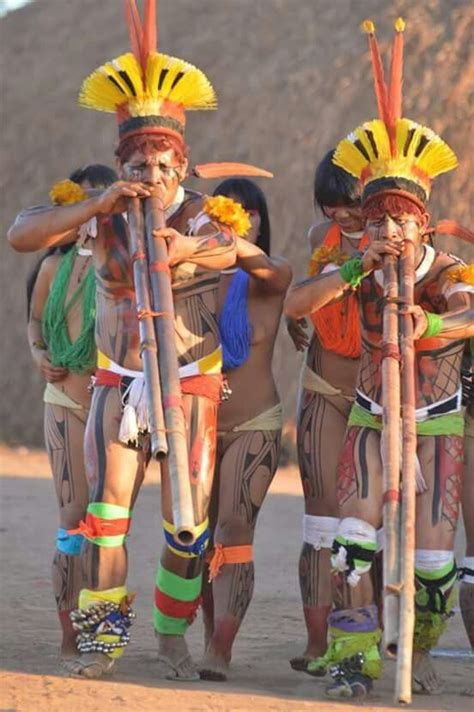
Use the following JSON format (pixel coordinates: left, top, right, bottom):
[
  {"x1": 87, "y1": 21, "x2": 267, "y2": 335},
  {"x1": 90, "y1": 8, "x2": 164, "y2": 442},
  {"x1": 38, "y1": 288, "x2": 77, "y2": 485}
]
[{"x1": 206, "y1": 543, "x2": 253, "y2": 581}]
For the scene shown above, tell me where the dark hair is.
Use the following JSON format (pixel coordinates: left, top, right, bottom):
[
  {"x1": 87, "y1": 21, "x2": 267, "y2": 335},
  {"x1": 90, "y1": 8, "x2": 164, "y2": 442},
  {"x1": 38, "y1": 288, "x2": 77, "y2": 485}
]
[
  {"x1": 69, "y1": 163, "x2": 118, "y2": 187},
  {"x1": 26, "y1": 163, "x2": 118, "y2": 316},
  {"x1": 212, "y1": 178, "x2": 271, "y2": 255},
  {"x1": 313, "y1": 149, "x2": 361, "y2": 211}
]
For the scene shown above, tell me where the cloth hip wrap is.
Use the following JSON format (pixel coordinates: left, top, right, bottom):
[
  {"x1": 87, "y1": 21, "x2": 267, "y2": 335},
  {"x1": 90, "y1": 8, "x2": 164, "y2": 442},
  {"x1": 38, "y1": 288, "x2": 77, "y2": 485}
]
[
  {"x1": 153, "y1": 564, "x2": 202, "y2": 635},
  {"x1": 72, "y1": 586, "x2": 135, "y2": 659},
  {"x1": 300, "y1": 363, "x2": 353, "y2": 401},
  {"x1": 95, "y1": 347, "x2": 223, "y2": 446},
  {"x1": 207, "y1": 543, "x2": 253, "y2": 581},
  {"x1": 44, "y1": 382, "x2": 86, "y2": 411},
  {"x1": 306, "y1": 604, "x2": 382, "y2": 680},
  {"x1": 70, "y1": 502, "x2": 131, "y2": 547},
  {"x1": 331, "y1": 517, "x2": 377, "y2": 588},
  {"x1": 303, "y1": 515, "x2": 339, "y2": 550},
  {"x1": 414, "y1": 550, "x2": 457, "y2": 651},
  {"x1": 163, "y1": 518, "x2": 209, "y2": 559},
  {"x1": 231, "y1": 402, "x2": 283, "y2": 432},
  {"x1": 349, "y1": 392, "x2": 464, "y2": 494},
  {"x1": 349, "y1": 396, "x2": 464, "y2": 436},
  {"x1": 459, "y1": 556, "x2": 474, "y2": 585},
  {"x1": 56, "y1": 527, "x2": 84, "y2": 556}
]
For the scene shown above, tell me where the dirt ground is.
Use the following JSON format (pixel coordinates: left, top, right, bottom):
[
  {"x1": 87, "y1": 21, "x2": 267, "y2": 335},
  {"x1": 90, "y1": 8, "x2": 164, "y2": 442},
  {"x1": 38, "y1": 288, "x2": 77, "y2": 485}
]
[{"x1": 0, "y1": 446, "x2": 472, "y2": 712}]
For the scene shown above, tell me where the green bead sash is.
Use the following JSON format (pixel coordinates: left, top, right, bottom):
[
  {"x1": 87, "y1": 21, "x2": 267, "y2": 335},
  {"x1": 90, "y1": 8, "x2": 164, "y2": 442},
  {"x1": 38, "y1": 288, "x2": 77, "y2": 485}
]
[{"x1": 43, "y1": 247, "x2": 96, "y2": 373}]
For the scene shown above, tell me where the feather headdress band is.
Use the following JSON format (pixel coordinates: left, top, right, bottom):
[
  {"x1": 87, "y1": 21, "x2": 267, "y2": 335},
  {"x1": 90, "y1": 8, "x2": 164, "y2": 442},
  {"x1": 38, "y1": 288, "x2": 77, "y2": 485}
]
[
  {"x1": 79, "y1": 1, "x2": 216, "y2": 146},
  {"x1": 333, "y1": 19, "x2": 458, "y2": 205}
]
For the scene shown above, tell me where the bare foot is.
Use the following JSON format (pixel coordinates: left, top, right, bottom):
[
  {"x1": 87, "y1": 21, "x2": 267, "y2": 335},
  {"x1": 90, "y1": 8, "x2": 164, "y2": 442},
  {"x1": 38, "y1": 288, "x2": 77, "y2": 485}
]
[
  {"x1": 156, "y1": 633, "x2": 200, "y2": 682},
  {"x1": 66, "y1": 652, "x2": 115, "y2": 679},
  {"x1": 59, "y1": 635, "x2": 78, "y2": 661},
  {"x1": 412, "y1": 650, "x2": 443, "y2": 695},
  {"x1": 290, "y1": 644, "x2": 327, "y2": 672},
  {"x1": 199, "y1": 651, "x2": 229, "y2": 681}
]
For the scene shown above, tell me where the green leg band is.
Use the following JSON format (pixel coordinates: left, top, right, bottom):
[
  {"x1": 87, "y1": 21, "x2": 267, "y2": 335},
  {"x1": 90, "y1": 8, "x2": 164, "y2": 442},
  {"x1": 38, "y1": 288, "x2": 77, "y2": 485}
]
[
  {"x1": 153, "y1": 607, "x2": 189, "y2": 635},
  {"x1": 156, "y1": 564, "x2": 202, "y2": 601},
  {"x1": 88, "y1": 502, "x2": 131, "y2": 518}
]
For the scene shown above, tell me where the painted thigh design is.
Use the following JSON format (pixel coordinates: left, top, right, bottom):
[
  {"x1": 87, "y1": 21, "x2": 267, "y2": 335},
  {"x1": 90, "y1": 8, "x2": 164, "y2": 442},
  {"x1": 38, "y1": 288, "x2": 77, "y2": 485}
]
[
  {"x1": 214, "y1": 428, "x2": 281, "y2": 541},
  {"x1": 297, "y1": 390, "x2": 350, "y2": 624},
  {"x1": 44, "y1": 402, "x2": 89, "y2": 612},
  {"x1": 82, "y1": 384, "x2": 147, "y2": 591},
  {"x1": 415, "y1": 434, "x2": 463, "y2": 548},
  {"x1": 297, "y1": 389, "x2": 350, "y2": 509},
  {"x1": 200, "y1": 427, "x2": 281, "y2": 663}
]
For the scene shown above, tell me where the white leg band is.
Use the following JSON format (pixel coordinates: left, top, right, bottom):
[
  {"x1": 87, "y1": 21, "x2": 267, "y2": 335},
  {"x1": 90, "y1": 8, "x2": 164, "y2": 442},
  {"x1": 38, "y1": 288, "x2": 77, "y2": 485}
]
[
  {"x1": 415, "y1": 549, "x2": 454, "y2": 572},
  {"x1": 336, "y1": 517, "x2": 377, "y2": 544},
  {"x1": 461, "y1": 556, "x2": 474, "y2": 584},
  {"x1": 303, "y1": 515, "x2": 339, "y2": 550},
  {"x1": 332, "y1": 517, "x2": 377, "y2": 588}
]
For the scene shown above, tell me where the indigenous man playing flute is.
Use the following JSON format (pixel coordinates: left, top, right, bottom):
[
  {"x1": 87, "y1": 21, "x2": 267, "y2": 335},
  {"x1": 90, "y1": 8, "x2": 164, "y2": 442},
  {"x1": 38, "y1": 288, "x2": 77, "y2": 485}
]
[
  {"x1": 9, "y1": 1, "x2": 239, "y2": 681},
  {"x1": 285, "y1": 18, "x2": 474, "y2": 698}
]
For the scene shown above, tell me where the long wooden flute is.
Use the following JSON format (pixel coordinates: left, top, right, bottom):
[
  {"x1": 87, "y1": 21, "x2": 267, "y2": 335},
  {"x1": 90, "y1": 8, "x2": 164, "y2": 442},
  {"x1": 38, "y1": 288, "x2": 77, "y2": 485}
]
[
  {"x1": 395, "y1": 238, "x2": 417, "y2": 705},
  {"x1": 127, "y1": 197, "x2": 167, "y2": 458},
  {"x1": 381, "y1": 255, "x2": 402, "y2": 656},
  {"x1": 144, "y1": 194, "x2": 195, "y2": 546}
]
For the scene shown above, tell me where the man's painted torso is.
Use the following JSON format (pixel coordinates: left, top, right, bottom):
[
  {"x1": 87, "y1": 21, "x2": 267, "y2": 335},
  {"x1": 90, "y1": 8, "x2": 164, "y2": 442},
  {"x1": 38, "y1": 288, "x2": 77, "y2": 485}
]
[
  {"x1": 358, "y1": 248, "x2": 465, "y2": 408},
  {"x1": 93, "y1": 190, "x2": 220, "y2": 370}
]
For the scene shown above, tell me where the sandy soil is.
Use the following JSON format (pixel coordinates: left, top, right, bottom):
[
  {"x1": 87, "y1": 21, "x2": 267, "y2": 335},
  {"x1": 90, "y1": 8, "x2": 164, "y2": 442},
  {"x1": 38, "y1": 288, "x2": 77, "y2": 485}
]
[{"x1": 0, "y1": 446, "x2": 472, "y2": 712}]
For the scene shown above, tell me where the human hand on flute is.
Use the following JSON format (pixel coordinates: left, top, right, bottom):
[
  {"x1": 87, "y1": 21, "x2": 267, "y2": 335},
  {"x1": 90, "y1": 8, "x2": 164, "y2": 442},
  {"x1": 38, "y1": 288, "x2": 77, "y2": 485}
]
[
  {"x1": 94, "y1": 181, "x2": 152, "y2": 215},
  {"x1": 399, "y1": 305, "x2": 429, "y2": 340},
  {"x1": 362, "y1": 237, "x2": 404, "y2": 272},
  {"x1": 152, "y1": 227, "x2": 194, "y2": 266}
]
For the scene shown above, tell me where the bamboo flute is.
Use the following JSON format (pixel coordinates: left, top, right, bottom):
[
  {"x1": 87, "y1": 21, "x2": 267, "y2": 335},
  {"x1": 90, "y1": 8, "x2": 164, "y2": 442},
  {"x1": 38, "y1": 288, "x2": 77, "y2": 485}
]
[
  {"x1": 381, "y1": 255, "x2": 402, "y2": 654},
  {"x1": 144, "y1": 194, "x2": 195, "y2": 546},
  {"x1": 127, "y1": 197, "x2": 167, "y2": 458},
  {"x1": 395, "y1": 237, "x2": 417, "y2": 704}
]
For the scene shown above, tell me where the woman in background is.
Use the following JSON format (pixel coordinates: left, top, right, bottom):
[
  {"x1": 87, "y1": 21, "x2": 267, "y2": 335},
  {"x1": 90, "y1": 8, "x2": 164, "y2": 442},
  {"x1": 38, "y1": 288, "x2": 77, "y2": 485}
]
[
  {"x1": 201, "y1": 178, "x2": 292, "y2": 680},
  {"x1": 27, "y1": 164, "x2": 117, "y2": 665}
]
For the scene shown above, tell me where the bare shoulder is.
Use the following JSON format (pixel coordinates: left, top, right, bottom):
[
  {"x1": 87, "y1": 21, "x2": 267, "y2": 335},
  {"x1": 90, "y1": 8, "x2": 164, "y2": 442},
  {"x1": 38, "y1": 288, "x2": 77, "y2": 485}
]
[
  {"x1": 271, "y1": 254, "x2": 293, "y2": 288},
  {"x1": 38, "y1": 253, "x2": 62, "y2": 278},
  {"x1": 307, "y1": 220, "x2": 333, "y2": 252},
  {"x1": 250, "y1": 254, "x2": 292, "y2": 298},
  {"x1": 431, "y1": 249, "x2": 464, "y2": 278},
  {"x1": 180, "y1": 190, "x2": 206, "y2": 220}
]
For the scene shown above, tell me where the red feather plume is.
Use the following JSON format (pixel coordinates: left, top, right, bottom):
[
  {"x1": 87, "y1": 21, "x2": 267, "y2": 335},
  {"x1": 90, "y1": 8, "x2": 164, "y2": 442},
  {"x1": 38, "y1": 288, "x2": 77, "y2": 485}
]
[
  {"x1": 388, "y1": 19, "x2": 405, "y2": 155},
  {"x1": 123, "y1": 0, "x2": 157, "y2": 76}
]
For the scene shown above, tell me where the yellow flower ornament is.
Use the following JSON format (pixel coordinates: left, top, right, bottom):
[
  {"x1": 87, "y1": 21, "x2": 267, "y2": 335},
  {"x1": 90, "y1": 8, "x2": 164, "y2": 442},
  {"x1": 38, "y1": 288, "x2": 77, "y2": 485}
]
[
  {"x1": 308, "y1": 245, "x2": 350, "y2": 277},
  {"x1": 203, "y1": 196, "x2": 252, "y2": 238},
  {"x1": 49, "y1": 179, "x2": 88, "y2": 206}
]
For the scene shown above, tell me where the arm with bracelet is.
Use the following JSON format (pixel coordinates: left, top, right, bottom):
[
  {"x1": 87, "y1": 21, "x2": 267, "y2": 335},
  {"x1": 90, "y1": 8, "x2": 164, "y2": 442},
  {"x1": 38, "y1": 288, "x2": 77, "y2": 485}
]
[
  {"x1": 417, "y1": 264, "x2": 474, "y2": 341},
  {"x1": 284, "y1": 253, "x2": 374, "y2": 320}
]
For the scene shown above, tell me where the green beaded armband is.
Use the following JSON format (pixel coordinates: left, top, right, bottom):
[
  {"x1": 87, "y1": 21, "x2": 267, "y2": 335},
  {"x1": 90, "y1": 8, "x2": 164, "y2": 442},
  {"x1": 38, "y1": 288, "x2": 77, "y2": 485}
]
[
  {"x1": 421, "y1": 311, "x2": 443, "y2": 339},
  {"x1": 339, "y1": 256, "x2": 366, "y2": 289}
]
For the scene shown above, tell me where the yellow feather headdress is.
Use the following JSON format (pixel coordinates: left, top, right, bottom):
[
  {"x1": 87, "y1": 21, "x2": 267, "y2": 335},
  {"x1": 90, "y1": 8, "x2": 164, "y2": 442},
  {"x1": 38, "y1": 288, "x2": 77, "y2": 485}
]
[
  {"x1": 333, "y1": 19, "x2": 457, "y2": 203},
  {"x1": 79, "y1": 1, "x2": 217, "y2": 146}
]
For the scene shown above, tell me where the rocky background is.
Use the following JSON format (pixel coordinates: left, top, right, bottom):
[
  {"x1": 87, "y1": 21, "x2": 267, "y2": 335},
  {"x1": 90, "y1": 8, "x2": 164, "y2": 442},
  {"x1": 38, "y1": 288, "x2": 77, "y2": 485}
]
[{"x1": 1, "y1": 0, "x2": 472, "y2": 446}]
